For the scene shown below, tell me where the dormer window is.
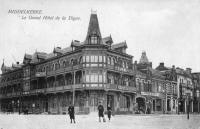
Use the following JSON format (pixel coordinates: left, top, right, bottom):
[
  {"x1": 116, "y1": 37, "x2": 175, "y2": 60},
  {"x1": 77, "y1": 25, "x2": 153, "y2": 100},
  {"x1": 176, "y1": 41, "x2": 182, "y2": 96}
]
[{"x1": 90, "y1": 36, "x2": 98, "y2": 44}]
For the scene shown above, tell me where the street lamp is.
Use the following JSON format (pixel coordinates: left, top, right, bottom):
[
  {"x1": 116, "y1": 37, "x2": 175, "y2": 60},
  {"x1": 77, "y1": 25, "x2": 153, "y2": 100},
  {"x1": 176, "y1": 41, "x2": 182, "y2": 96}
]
[
  {"x1": 17, "y1": 99, "x2": 20, "y2": 114},
  {"x1": 71, "y1": 59, "x2": 76, "y2": 106},
  {"x1": 12, "y1": 100, "x2": 14, "y2": 113}
]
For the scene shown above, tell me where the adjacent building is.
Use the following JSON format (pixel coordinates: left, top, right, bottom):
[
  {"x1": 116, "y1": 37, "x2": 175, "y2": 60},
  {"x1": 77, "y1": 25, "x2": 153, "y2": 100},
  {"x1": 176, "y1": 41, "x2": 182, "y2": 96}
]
[
  {"x1": 135, "y1": 52, "x2": 177, "y2": 114},
  {"x1": 192, "y1": 72, "x2": 200, "y2": 113}
]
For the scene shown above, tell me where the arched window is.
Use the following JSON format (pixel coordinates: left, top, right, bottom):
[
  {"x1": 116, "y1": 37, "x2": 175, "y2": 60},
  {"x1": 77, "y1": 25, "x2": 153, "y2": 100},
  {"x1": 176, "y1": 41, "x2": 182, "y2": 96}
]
[
  {"x1": 122, "y1": 61, "x2": 125, "y2": 68},
  {"x1": 111, "y1": 57, "x2": 114, "y2": 65},
  {"x1": 79, "y1": 56, "x2": 82, "y2": 64},
  {"x1": 113, "y1": 57, "x2": 116, "y2": 65},
  {"x1": 108, "y1": 56, "x2": 111, "y2": 65},
  {"x1": 70, "y1": 59, "x2": 74, "y2": 65},
  {"x1": 52, "y1": 63, "x2": 55, "y2": 71},
  {"x1": 46, "y1": 66, "x2": 49, "y2": 72},
  {"x1": 55, "y1": 63, "x2": 59, "y2": 70},
  {"x1": 43, "y1": 66, "x2": 46, "y2": 72},
  {"x1": 63, "y1": 60, "x2": 66, "y2": 68}
]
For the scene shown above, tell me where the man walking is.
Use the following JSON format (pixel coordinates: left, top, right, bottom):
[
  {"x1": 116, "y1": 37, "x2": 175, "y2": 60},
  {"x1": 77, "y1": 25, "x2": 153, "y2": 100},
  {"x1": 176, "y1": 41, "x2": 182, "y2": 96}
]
[
  {"x1": 107, "y1": 105, "x2": 112, "y2": 121},
  {"x1": 68, "y1": 103, "x2": 75, "y2": 123},
  {"x1": 98, "y1": 101, "x2": 105, "y2": 122}
]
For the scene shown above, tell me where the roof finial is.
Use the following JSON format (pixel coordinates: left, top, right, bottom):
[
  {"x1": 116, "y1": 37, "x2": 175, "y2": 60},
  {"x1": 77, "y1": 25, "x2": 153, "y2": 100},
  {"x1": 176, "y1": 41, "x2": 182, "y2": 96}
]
[{"x1": 91, "y1": 9, "x2": 97, "y2": 14}]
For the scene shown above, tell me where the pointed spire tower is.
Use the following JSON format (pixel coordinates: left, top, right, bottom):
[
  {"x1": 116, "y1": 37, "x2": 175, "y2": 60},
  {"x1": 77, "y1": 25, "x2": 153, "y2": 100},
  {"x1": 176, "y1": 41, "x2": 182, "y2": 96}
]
[{"x1": 85, "y1": 10, "x2": 102, "y2": 44}]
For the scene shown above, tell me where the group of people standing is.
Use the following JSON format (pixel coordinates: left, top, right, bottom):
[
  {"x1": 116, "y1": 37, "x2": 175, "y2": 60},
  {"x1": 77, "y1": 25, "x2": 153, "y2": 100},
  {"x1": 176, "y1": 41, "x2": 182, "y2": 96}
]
[{"x1": 68, "y1": 102, "x2": 112, "y2": 124}]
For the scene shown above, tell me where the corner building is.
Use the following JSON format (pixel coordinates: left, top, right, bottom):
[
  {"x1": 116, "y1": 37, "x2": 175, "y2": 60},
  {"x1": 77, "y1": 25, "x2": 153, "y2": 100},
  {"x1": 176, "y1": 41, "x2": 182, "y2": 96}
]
[{"x1": 0, "y1": 13, "x2": 136, "y2": 114}]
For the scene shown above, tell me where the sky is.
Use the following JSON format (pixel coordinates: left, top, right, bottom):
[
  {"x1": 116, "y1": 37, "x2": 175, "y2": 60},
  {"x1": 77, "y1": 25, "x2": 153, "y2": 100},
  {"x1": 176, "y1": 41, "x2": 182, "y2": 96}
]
[{"x1": 0, "y1": 0, "x2": 200, "y2": 74}]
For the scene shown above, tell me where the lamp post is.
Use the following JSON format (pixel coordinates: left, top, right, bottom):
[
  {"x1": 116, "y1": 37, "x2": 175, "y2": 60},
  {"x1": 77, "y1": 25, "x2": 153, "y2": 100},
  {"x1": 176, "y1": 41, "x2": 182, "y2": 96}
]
[
  {"x1": 72, "y1": 71, "x2": 75, "y2": 106},
  {"x1": 186, "y1": 92, "x2": 190, "y2": 120},
  {"x1": 187, "y1": 95, "x2": 190, "y2": 120},
  {"x1": 12, "y1": 100, "x2": 14, "y2": 113},
  {"x1": 72, "y1": 60, "x2": 76, "y2": 106},
  {"x1": 17, "y1": 99, "x2": 20, "y2": 114}
]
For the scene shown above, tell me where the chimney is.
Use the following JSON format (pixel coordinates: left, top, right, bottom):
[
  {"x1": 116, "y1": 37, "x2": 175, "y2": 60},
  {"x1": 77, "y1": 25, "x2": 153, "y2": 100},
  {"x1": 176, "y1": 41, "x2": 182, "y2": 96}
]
[
  {"x1": 134, "y1": 61, "x2": 137, "y2": 65},
  {"x1": 160, "y1": 62, "x2": 164, "y2": 67}
]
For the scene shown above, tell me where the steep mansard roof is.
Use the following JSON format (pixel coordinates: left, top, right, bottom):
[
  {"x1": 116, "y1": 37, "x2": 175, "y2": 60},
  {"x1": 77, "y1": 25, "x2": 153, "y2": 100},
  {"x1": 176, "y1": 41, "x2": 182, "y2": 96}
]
[{"x1": 85, "y1": 13, "x2": 102, "y2": 44}]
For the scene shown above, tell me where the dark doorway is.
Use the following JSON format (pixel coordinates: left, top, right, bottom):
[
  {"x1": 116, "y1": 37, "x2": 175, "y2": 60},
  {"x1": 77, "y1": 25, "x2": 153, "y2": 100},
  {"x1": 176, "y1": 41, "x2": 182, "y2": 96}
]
[
  {"x1": 153, "y1": 100, "x2": 155, "y2": 111},
  {"x1": 107, "y1": 95, "x2": 114, "y2": 111},
  {"x1": 136, "y1": 97, "x2": 146, "y2": 113},
  {"x1": 167, "y1": 99, "x2": 171, "y2": 111},
  {"x1": 45, "y1": 102, "x2": 48, "y2": 112}
]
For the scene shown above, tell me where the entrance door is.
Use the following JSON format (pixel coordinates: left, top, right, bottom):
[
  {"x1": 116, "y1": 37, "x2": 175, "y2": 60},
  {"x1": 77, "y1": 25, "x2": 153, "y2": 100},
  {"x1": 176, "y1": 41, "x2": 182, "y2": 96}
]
[
  {"x1": 45, "y1": 101, "x2": 48, "y2": 112},
  {"x1": 153, "y1": 100, "x2": 155, "y2": 111},
  {"x1": 136, "y1": 97, "x2": 145, "y2": 113},
  {"x1": 107, "y1": 95, "x2": 114, "y2": 111},
  {"x1": 167, "y1": 99, "x2": 171, "y2": 111}
]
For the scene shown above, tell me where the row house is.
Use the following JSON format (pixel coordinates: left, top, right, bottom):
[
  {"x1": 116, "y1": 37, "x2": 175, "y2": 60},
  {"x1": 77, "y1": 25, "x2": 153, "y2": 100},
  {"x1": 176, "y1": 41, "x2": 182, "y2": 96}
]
[
  {"x1": 156, "y1": 63, "x2": 178, "y2": 114},
  {"x1": 192, "y1": 73, "x2": 200, "y2": 113},
  {"x1": 156, "y1": 63, "x2": 194, "y2": 114},
  {"x1": 135, "y1": 52, "x2": 177, "y2": 114},
  {"x1": 176, "y1": 67, "x2": 193, "y2": 113}
]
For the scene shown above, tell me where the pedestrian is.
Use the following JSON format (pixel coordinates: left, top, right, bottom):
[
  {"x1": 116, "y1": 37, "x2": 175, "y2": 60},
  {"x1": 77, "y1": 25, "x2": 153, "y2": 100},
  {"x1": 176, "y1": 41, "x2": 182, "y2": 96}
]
[
  {"x1": 68, "y1": 103, "x2": 75, "y2": 123},
  {"x1": 107, "y1": 105, "x2": 112, "y2": 121},
  {"x1": 98, "y1": 101, "x2": 105, "y2": 122}
]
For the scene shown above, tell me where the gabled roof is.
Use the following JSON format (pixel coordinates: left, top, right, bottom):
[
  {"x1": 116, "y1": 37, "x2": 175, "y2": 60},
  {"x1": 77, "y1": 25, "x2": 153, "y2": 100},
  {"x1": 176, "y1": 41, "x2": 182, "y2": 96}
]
[
  {"x1": 24, "y1": 53, "x2": 32, "y2": 60},
  {"x1": 102, "y1": 36, "x2": 113, "y2": 45},
  {"x1": 53, "y1": 47, "x2": 63, "y2": 54},
  {"x1": 176, "y1": 67, "x2": 192, "y2": 78},
  {"x1": 62, "y1": 47, "x2": 72, "y2": 53},
  {"x1": 45, "y1": 53, "x2": 55, "y2": 59},
  {"x1": 111, "y1": 41, "x2": 127, "y2": 50},
  {"x1": 71, "y1": 40, "x2": 84, "y2": 47},
  {"x1": 85, "y1": 13, "x2": 102, "y2": 44},
  {"x1": 151, "y1": 68, "x2": 163, "y2": 76},
  {"x1": 12, "y1": 63, "x2": 22, "y2": 68},
  {"x1": 36, "y1": 52, "x2": 47, "y2": 59}
]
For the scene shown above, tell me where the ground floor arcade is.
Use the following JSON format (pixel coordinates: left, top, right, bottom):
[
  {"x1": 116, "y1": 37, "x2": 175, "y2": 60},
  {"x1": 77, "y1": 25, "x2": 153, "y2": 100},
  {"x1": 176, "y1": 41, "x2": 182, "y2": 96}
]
[{"x1": 0, "y1": 90, "x2": 136, "y2": 114}]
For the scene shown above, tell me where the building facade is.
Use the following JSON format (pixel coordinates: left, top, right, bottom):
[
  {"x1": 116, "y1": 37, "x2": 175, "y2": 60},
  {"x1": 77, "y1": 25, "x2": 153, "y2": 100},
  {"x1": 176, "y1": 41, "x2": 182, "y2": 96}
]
[
  {"x1": 192, "y1": 72, "x2": 200, "y2": 113},
  {"x1": 135, "y1": 52, "x2": 177, "y2": 114},
  {"x1": 0, "y1": 13, "x2": 136, "y2": 114},
  {"x1": 176, "y1": 68, "x2": 194, "y2": 113}
]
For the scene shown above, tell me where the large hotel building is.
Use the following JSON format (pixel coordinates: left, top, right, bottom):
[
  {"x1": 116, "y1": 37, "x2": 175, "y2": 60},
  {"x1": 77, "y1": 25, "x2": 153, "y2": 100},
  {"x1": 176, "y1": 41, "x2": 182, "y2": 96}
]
[{"x1": 0, "y1": 12, "x2": 199, "y2": 114}]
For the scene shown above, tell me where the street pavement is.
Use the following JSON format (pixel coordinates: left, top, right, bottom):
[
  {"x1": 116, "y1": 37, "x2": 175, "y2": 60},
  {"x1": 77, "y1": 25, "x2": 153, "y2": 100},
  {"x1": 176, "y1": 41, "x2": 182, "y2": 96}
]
[{"x1": 0, "y1": 113, "x2": 200, "y2": 129}]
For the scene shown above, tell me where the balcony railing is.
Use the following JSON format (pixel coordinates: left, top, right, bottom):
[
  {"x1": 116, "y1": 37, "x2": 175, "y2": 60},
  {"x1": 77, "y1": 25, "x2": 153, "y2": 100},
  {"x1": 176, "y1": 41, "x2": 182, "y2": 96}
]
[
  {"x1": 0, "y1": 83, "x2": 138, "y2": 99},
  {"x1": 106, "y1": 84, "x2": 136, "y2": 93},
  {"x1": 107, "y1": 65, "x2": 134, "y2": 74}
]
